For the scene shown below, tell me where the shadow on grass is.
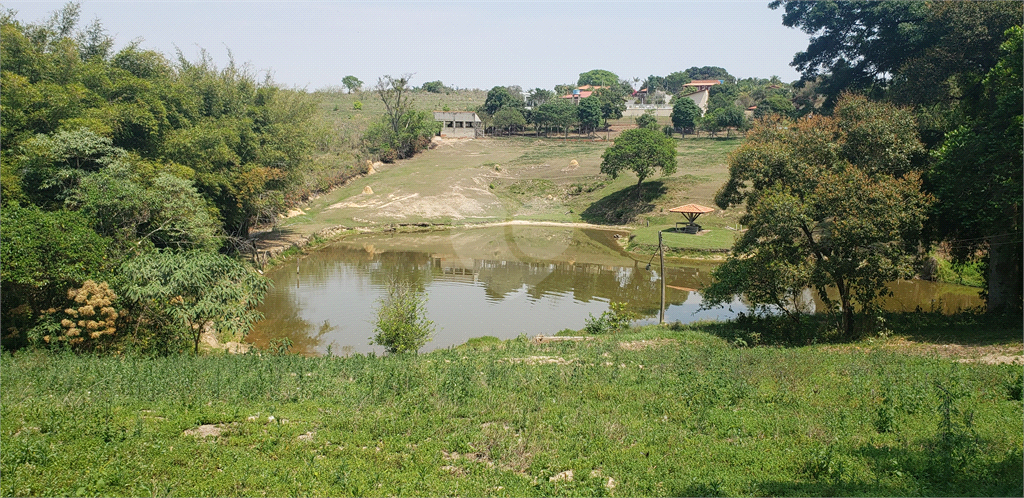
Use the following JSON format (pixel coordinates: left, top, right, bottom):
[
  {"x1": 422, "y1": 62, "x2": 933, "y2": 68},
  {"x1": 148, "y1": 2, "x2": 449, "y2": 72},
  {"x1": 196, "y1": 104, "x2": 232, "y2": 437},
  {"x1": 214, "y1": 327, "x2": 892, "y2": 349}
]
[
  {"x1": 753, "y1": 438, "x2": 1022, "y2": 497},
  {"x1": 675, "y1": 310, "x2": 1024, "y2": 348},
  {"x1": 580, "y1": 180, "x2": 668, "y2": 225}
]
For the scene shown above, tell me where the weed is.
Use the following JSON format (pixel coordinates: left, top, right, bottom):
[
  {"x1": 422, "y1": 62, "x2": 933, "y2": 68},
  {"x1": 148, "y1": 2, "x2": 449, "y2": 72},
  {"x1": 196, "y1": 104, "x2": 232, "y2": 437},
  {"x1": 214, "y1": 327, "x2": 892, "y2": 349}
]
[
  {"x1": 1007, "y1": 370, "x2": 1024, "y2": 401},
  {"x1": 934, "y1": 366, "x2": 980, "y2": 473}
]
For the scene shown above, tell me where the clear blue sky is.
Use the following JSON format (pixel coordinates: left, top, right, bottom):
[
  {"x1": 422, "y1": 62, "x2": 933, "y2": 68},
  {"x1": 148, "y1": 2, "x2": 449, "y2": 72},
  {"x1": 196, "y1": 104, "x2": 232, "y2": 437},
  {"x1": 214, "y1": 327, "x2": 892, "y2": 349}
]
[{"x1": 5, "y1": 1, "x2": 813, "y2": 91}]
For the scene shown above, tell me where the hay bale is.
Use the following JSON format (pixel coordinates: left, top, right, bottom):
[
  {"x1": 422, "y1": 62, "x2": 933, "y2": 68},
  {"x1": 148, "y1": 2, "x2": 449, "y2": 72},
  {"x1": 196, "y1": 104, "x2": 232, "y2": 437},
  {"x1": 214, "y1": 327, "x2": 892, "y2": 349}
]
[
  {"x1": 562, "y1": 159, "x2": 580, "y2": 172},
  {"x1": 362, "y1": 185, "x2": 373, "y2": 194}
]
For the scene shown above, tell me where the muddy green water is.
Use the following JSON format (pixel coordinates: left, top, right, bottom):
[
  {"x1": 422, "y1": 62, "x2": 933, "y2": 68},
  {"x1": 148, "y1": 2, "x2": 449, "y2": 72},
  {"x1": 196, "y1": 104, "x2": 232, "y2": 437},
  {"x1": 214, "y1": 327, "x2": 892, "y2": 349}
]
[{"x1": 249, "y1": 226, "x2": 984, "y2": 355}]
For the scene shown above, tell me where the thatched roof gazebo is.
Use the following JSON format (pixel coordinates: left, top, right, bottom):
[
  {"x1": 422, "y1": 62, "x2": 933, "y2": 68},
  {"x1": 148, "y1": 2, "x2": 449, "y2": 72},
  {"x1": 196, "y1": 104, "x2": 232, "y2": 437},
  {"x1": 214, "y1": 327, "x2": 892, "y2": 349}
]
[{"x1": 668, "y1": 204, "x2": 715, "y2": 233}]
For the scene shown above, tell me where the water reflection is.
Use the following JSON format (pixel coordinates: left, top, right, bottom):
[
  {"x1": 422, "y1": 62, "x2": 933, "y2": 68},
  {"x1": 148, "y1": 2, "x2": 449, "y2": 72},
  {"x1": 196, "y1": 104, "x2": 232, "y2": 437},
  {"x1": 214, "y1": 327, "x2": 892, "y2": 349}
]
[
  {"x1": 250, "y1": 226, "x2": 984, "y2": 355},
  {"x1": 250, "y1": 227, "x2": 721, "y2": 355}
]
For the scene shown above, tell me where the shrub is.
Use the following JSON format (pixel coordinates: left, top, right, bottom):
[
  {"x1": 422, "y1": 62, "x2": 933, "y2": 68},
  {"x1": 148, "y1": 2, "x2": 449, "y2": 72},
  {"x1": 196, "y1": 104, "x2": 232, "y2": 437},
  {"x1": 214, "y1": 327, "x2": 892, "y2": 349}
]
[
  {"x1": 371, "y1": 279, "x2": 434, "y2": 354},
  {"x1": 353, "y1": 101, "x2": 363, "y2": 110},
  {"x1": 583, "y1": 302, "x2": 636, "y2": 334}
]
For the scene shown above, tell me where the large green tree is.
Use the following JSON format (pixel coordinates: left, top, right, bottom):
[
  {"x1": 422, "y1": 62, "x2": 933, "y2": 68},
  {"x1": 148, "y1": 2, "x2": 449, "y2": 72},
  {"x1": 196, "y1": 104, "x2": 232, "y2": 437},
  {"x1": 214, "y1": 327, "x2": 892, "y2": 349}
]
[
  {"x1": 770, "y1": 0, "x2": 1021, "y2": 113},
  {"x1": 577, "y1": 96, "x2": 603, "y2": 134},
  {"x1": 600, "y1": 127, "x2": 677, "y2": 197},
  {"x1": 577, "y1": 69, "x2": 619, "y2": 87},
  {"x1": 492, "y1": 108, "x2": 526, "y2": 136},
  {"x1": 705, "y1": 95, "x2": 931, "y2": 337},
  {"x1": 671, "y1": 96, "x2": 701, "y2": 136},
  {"x1": 482, "y1": 86, "x2": 523, "y2": 116},
  {"x1": 928, "y1": 27, "x2": 1023, "y2": 313}
]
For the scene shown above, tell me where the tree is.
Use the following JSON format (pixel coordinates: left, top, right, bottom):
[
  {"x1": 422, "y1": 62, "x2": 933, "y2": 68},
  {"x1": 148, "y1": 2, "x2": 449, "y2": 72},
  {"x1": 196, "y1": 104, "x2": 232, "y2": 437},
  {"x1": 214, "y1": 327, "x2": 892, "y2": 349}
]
[
  {"x1": 715, "y1": 104, "x2": 747, "y2": 137},
  {"x1": 577, "y1": 96, "x2": 602, "y2": 135},
  {"x1": 119, "y1": 250, "x2": 269, "y2": 354},
  {"x1": 592, "y1": 86, "x2": 626, "y2": 122},
  {"x1": 483, "y1": 85, "x2": 523, "y2": 116},
  {"x1": 492, "y1": 108, "x2": 526, "y2": 136},
  {"x1": 928, "y1": 26, "x2": 1023, "y2": 313},
  {"x1": 754, "y1": 94, "x2": 795, "y2": 119},
  {"x1": 770, "y1": 1, "x2": 1021, "y2": 111},
  {"x1": 421, "y1": 80, "x2": 445, "y2": 93},
  {"x1": 705, "y1": 95, "x2": 931, "y2": 337},
  {"x1": 671, "y1": 96, "x2": 701, "y2": 135},
  {"x1": 600, "y1": 127, "x2": 677, "y2": 197},
  {"x1": 1, "y1": 204, "x2": 113, "y2": 348},
  {"x1": 634, "y1": 111, "x2": 658, "y2": 130},
  {"x1": 342, "y1": 75, "x2": 362, "y2": 93},
  {"x1": 67, "y1": 162, "x2": 222, "y2": 251},
  {"x1": 684, "y1": 66, "x2": 735, "y2": 84},
  {"x1": 663, "y1": 71, "x2": 692, "y2": 94},
  {"x1": 554, "y1": 84, "x2": 575, "y2": 97},
  {"x1": 526, "y1": 88, "x2": 554, "y2": 107},
  {"x1": 366, "y1": 75, "x2": 439, "y2": 162},
  {"x1": 577, "y1": 69, "x2": 619, "y2": 87}
]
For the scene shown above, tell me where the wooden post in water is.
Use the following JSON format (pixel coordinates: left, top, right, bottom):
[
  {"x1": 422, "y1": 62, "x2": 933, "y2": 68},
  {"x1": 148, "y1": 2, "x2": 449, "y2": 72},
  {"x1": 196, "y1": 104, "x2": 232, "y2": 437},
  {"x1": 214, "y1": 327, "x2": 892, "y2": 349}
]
[{"x1": 659, "y1": 230, "x2": 665, "y2": 324}]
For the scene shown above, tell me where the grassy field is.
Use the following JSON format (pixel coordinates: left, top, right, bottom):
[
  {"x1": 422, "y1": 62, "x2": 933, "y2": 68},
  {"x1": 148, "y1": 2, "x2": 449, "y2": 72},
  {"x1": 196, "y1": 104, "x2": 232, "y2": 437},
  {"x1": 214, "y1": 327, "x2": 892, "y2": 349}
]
[
  {"x1": 2, "y1": 316, "x2": 1021, "y2": 497},
  {"x1": 271, "y1": 129, "x2": 745, "y2": 255}
]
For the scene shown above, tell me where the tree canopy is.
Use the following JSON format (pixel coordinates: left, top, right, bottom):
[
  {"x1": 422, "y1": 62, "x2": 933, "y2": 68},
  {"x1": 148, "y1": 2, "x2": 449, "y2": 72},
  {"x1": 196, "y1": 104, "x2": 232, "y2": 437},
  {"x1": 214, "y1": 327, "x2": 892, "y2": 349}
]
[
  {"x1": 927, "y1": 26, "x2": 1023, "y2": 312},
  {"x1": 342, "y1": 75, "x2": 362, "y2": 93},
  {"x1": 671, "y1": 96, "x2": 701, "y2": 133},
  {"x1": 482, "y1": 86, "x2": 524, "y2": 116},
  {"x1": 577, "y1": 69, "x2": 619, "y2": 87},
  {"x1": 706, "y1": 95, "x2": 931, "y2": 337},
  {"x1": 600, "y1": 127, "x2": 677, "y2": 196}
]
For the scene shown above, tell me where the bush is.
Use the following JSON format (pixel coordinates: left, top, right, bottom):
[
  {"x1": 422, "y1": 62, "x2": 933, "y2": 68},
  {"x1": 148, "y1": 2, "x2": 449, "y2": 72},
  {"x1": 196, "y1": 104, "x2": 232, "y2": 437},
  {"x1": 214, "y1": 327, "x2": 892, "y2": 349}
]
[
  {"x1": 583, "y1": 302, "x2": 636, "y2": 334},
  {"x1": 353, "y1": 101, "x2": 363, "y2": 110},
  {"x1": 371, "y1": 279, "x2": 434, "y2": 354}
]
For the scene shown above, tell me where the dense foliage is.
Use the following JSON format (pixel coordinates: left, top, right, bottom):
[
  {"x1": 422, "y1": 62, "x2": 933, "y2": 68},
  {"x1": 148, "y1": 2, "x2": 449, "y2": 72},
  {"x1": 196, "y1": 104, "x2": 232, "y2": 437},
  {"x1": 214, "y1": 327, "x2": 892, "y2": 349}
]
[
  {"x1": 706, "y1": 95, "x2": 932, "y2": 337},
  {"x1": 0, "y1": 5, "x2": 304, "y2": 352},
  {"x1": 772, "y1": 1, "x2": 1023, "y2": 312}
]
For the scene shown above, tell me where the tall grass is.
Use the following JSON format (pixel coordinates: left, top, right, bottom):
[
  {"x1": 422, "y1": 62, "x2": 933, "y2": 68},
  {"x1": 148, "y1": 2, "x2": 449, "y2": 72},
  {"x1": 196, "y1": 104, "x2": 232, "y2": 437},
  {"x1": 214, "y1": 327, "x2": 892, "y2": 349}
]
[{"x1": 2, "y1": 325, "x2": 1020, "y2": 496}]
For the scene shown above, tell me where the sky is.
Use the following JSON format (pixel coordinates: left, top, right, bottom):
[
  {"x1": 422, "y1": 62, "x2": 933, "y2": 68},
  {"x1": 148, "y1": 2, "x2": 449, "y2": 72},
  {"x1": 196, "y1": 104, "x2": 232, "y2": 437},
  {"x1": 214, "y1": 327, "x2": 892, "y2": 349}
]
[{"x1": 5, "y1": 1, "x2": 814, "y2": 91}]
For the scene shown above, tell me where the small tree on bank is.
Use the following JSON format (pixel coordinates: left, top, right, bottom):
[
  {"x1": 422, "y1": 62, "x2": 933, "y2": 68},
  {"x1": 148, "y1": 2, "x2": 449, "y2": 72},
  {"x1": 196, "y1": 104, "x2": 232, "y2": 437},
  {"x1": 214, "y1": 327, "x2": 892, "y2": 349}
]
[
  {"x1": 600, "y1": 127, "x2": 677, "y2": 198},
  {"x1": 371, "y1": 278, "x2": 434, "y2": 354}
]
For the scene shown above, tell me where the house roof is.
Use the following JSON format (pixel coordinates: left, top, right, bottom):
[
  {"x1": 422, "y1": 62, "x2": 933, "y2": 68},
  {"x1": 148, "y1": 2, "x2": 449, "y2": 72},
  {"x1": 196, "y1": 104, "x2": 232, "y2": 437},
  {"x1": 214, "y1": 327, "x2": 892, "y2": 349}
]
[
  {"x1": 576, "y1": 85, "x2": 605, "y2": 91},
  {"x1": 682, "y1": 80, "x2": 724, "y2": 87},
  {"x1": 560, "y1": 91, "x2": 594, "y2": 99}
]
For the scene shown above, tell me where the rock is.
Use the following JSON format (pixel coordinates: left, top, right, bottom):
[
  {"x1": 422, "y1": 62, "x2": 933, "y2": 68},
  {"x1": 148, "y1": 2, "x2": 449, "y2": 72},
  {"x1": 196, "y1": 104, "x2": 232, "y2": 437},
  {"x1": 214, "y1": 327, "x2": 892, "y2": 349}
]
[{"x1": 363, "y1": 186, "x2": 374, "y2": 195}]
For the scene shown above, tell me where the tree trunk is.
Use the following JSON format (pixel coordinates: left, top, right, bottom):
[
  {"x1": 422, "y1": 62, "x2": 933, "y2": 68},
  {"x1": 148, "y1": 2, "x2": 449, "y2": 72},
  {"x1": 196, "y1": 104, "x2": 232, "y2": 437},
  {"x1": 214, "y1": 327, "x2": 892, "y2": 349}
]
[
  {"x1": 835, "y1": 277, "x2": 854, "y2": 337},
  {"x1": 986, "y1": 233, "x2": 1023, "y2": 313}
]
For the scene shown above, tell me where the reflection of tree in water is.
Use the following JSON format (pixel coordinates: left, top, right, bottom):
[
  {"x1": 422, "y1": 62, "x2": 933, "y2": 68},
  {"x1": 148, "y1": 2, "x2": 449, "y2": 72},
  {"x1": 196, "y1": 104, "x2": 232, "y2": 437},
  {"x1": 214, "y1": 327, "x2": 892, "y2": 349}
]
[
  {"x1": 251, "y1": 291, "x2": 334, "y2": 355},
  {"x1": 364, "y1": 251, "x2": 434, "y2": 292}
]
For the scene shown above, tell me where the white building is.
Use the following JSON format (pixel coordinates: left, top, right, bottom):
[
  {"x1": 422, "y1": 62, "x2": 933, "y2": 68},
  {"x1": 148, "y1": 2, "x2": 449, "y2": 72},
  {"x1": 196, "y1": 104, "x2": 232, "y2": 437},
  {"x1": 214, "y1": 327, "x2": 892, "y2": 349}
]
[{"x1": 434, "y1": 111, "x2": 483, "y2": 139}]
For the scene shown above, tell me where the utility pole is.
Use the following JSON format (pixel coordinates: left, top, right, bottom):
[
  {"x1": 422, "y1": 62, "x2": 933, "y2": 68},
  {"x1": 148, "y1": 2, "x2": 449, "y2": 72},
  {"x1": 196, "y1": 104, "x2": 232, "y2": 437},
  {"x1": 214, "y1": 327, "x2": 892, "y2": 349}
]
[{"x1": 659, "y1": 230, "x2": 665, "y2": 324}]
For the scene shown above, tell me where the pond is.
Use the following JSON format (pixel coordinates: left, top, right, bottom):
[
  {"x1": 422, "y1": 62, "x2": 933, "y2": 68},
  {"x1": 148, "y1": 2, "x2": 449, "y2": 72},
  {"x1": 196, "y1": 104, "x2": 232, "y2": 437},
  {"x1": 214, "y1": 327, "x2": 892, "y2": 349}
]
[{"x1": 248, "y1": 225, "x2": 984, "y2": 355}]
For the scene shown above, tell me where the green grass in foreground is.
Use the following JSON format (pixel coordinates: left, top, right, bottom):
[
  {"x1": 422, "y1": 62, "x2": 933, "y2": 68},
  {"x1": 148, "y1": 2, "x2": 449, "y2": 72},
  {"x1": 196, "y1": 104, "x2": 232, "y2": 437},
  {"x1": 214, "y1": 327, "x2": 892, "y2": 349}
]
[{"x1": 2, "y1": 323, "x2": 1021, "y2": 497}]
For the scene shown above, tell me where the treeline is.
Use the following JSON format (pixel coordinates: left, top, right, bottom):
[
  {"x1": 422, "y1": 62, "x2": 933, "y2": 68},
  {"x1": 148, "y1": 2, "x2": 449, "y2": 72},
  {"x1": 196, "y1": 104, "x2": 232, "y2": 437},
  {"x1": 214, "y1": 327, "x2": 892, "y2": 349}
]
[
  {"x1": 0, "y1": 5, "x2": 336, "y2": 353},
  {"x1": 475, "y1": 67, "x2": 813, "y2": 138}
]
